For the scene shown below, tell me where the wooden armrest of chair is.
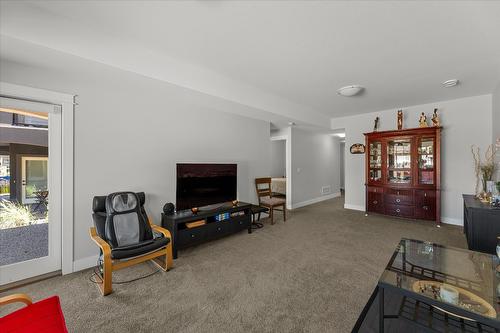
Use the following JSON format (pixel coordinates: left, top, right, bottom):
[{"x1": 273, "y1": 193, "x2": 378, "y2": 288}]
[
  {"x1": 0, "y1": 294, "x2": 32, "y2": 307},
  {"x1": 151, "y1": 224, "x2": 172, "y2": 240},
  {"x1": 147, "y1": 217, "x2": 172, "y2": 240},
  {"x1": 89, "y1": 227, "x2": 111, "y2": 255}
]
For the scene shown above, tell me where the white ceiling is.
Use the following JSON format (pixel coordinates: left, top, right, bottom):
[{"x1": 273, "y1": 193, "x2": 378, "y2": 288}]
[{"x1": 1, "y1": 1, "x2": 500, "y2": 127}]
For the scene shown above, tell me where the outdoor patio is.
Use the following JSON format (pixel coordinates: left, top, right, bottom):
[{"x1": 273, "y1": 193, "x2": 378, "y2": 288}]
[
  {"x1": 0, "y1": 198, "x2": 49, "y2": 266},
  {"x1": 0, "y1": 222, "x2": 48, "y2": 266}
]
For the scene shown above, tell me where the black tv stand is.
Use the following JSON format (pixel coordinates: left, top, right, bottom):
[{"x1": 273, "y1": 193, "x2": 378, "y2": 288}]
[{"x1": 161, "y1": 202, "x2": 252, "y2": 259}]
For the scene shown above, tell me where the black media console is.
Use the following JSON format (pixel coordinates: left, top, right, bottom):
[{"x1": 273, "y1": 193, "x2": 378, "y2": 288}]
[{"x1": 161, "y1": 202, "x2": 252, "y2": 259}]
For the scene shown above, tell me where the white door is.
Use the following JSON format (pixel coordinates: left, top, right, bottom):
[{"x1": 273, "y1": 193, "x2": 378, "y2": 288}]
[
  {"x1": 0, "y1": 98, "x2": 62, "y2": 285},
  {"x1": 21, "y1": 156, "x2": 49, "y2": 205}
]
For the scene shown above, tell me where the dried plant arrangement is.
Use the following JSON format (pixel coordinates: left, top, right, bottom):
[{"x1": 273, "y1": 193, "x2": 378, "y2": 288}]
[{"x1": 471, "y1": 143, "x2": 499, "y2": 197}]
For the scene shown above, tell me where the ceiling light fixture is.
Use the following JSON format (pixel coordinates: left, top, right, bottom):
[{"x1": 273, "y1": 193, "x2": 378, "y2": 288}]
[
  {"x1": 442, "y1": 79, "x2": 459, "y2": 88},
  {"x1": 337, "y1": 85, "x2": 364, "y2": 97}
]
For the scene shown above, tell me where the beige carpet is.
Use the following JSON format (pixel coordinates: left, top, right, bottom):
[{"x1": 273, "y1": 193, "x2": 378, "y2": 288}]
[{"x1": 0, "y1": 197, "x2": 466, "y2": 332}]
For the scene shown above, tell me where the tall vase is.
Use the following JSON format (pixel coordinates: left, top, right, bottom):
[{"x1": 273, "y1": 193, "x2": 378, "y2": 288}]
[{"x1": 486, "y1": 180, "x2": 494, "y2": 194}]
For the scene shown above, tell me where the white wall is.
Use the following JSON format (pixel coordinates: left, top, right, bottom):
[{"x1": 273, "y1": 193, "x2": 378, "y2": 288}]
[
  {"x1": 331, "y1": 95, "x2": 492, "y2": 225},
  {"x1": 0, "y1": 57, "x2": 271, "y2": 265},
  {"x1": 290, "y1": 128, "x2": 340, "y2": 208},
  {"x1": 270, "y1": 140, "x2": 286, "y2": 177},
  {"x1": 493, "y1": 82, "x2": 500, "y2": 180}
]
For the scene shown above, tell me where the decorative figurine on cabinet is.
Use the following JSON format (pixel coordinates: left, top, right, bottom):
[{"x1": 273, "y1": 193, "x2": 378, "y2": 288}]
[
  {"x1": 397, "y1": 110, "x2": 403, "y2": 130},
  {"x1": 373, "y1": 116, "x2": 380, "y2": 132},
  {"x1": 419, "y1": 112, "x2": 428, "y2": 127},
  {"x1": 431, "y1": 108, "x2": 440, "y2": 127}
]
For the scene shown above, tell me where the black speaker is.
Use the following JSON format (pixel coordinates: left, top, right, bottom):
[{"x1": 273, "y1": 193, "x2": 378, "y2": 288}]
[{"x1": 163, "y1": 202, "x2": 175, "y2": 215}]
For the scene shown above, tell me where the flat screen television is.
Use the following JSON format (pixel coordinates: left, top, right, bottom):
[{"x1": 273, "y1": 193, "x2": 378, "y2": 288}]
[{"x1": 176, "y1": 163, "x2": 237, "y2": 211}]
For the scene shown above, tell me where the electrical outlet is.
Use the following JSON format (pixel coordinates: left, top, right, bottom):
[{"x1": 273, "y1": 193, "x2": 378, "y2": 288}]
[{"x1": 321, "y1": 185, "x2": 331, "y2": 195}]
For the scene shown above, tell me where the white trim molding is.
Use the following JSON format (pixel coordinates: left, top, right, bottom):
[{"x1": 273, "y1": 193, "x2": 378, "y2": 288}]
[
  {"x1": 344, "y1": 204, "x2": 365, "y2": 211},
  {"x1": 270, "y1": 135, "x2": 288, "y2": 141},
  {"x1": 291, "y1": 192, "x2": 341, "y2": 209},
  {"x1": 441, "y1": 217, "x2": 463, "y2": 226}
]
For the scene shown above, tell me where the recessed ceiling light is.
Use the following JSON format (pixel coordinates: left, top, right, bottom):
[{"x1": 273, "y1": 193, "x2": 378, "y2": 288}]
[
  {"x1": 442, "y1": 79, "x2": 459, "y2": 88},
  {"x1": 337, "y1": 85, "x2": 364, "y2": 97}
]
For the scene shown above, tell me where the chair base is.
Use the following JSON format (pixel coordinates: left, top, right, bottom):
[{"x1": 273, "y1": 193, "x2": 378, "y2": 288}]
[
  {"x1": 94, "y1": 251, "x2": 172, "y2": 296},
  {"x1": 89, "y1": 222, "x2": 173, "y2": 296},
  {"x1": 262, "y1": 203, "x2": 287, "y2": 225}
]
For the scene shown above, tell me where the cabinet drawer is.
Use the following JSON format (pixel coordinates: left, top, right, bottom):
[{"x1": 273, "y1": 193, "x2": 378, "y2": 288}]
[
  {"x1": 415, "y1": 204, "x2": 436, "y2": 220},
  {"x1": 386, "y1": 188, "x2": 412, "y2": 196},
  {"x1": 386, "y1": 194, "x2": 413, "y2": 206},
  {"x1": 205, "y1": 221, "x2": 231, "y2": 237},
  {"x1": 177, "y1": 227, "x2": 206, "y2": 246},
  {"x1": 415, "y1": 190, "x2": 436, "y2": 205},
  {"x1": 385, "y1": 204, "x2": 414, "y2": 218},
  {"x1": 368, "y1": 191, "x2": 383, "y2": 203},
  {"x1": 367, "y1": 195, "x2": 384, "y2": 213},
  {"x1": 367, "y1": 186, "x2": 383, "y2": 194},
  {"x1": 231, "y1": 216, "x2": 249, "y2": 232}
]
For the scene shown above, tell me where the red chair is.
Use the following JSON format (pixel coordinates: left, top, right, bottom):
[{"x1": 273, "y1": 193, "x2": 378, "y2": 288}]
[{"x1": 0, "y1": 294, "x2": 68, "y2": 333}]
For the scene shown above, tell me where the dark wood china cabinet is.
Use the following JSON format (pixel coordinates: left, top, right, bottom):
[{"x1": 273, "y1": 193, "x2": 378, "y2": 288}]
[{"x1": 364, "y1": 127, "x2": 441, "y2": 225}]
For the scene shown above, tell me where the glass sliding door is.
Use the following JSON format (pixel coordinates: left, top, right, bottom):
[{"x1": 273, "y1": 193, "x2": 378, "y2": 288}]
[{"x1": 0, "y1": 96, "x2": 62, "y2": 285}]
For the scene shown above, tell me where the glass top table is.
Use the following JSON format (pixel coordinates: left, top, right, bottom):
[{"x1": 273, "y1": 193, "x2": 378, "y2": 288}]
[{"x1": 377, "y1": 239, "x2": 500, "y2": 331}]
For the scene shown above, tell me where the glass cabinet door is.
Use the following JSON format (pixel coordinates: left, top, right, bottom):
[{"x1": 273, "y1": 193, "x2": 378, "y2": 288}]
[
  {"x1": 418, "y1": 138, "x2": 434, "y2": 185},
  {"x1": 387, "y1": 139, "x2": 411, "y2": 184},
  {"x1": 369, "y1": 141, "x2": 382, "y2": 182}
]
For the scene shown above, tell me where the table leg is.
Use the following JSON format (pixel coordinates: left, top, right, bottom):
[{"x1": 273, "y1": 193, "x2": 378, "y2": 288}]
[{"x1": 379, "y1": 286, "x2": 384, "y2": 333}]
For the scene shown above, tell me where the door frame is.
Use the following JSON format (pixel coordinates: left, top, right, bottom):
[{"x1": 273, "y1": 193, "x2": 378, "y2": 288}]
[
  {"x1": 270, "y1": 134, "x2": 291, "y2": 210},
  {"x1": 0, "y1": 82, "x2": 74, "y2": 279}
]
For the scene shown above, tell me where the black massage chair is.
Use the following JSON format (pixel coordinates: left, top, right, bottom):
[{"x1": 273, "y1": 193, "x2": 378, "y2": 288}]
[{"x1": 90, "y1": 191, "x2": 173, "y2": 295}]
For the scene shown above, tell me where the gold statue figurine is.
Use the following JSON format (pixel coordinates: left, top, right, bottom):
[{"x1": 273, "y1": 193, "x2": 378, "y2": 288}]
[
  {"x1": 418, "y1": 112, "x2": 428, "y2": 127},
  {"x1": 373, "y1": 116, "x2": 380, "y2": 132},
  {"x1": 431, "y1": 108, "x2": 440, "y2": 127},
  {"x1": 397, "y1": 110, "x2": 403, "y2": 130}
]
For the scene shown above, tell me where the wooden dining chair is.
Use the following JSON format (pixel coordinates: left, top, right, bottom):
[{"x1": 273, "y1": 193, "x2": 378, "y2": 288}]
[{"x1": 255, "y1": 177, "x2": 286, "y2": 224}]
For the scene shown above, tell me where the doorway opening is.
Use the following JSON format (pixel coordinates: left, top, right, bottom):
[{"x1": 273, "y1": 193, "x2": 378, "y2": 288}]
[
  {"x1": 270, "y1": 132, "x2": 291, "y2": 210},
  {"x1": 340, "y1": 140, "x2": 345, "y2": 196}
]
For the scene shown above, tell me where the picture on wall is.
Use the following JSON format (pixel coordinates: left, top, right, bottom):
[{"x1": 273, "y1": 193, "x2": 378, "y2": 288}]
[{"x1": 350, "y1": 143, "x2": 365, "y2": 154}]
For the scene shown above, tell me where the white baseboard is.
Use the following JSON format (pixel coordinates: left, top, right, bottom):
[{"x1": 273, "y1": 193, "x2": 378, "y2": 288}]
[
  {"x1": 441, "y1": 217, "x2": 463, "y2": 226},
  {"x1": 291, "y1": 192, "x2": 341, "y2": 209},
  {"x1": 73, "y1": 255, "x2": 99, "y2": 272},
  {"x1": 344, "y1": 203, "x2": 365, "y2": 211}
]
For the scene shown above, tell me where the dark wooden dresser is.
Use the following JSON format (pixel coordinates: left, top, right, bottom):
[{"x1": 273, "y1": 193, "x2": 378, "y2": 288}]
[{"x1": 463, "y1": 194, "x2": 500, "y2": 255}]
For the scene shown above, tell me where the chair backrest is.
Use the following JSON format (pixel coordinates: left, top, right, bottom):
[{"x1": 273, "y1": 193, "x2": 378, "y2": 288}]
[
  {"x1": 255, "y1": 178, "x2": 272, "y2": 204},
  {"x1": 92, "y1": 192, "x2": 153, "y2": 248}
]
